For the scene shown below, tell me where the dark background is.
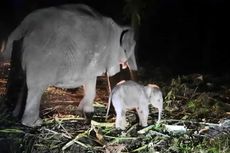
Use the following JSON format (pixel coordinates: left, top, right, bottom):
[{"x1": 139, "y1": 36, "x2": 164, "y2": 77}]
[{"x1": 0, "y1": 0, "x2": 229, "y2": 75}]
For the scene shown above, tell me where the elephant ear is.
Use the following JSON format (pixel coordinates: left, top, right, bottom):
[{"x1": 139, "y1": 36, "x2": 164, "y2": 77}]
[
  {"x1": 105, "y1": 20, "x2": 127, "y2": 76},
  {"x1": 120, "y1": 28, "x2": 137, "y2": 71}
]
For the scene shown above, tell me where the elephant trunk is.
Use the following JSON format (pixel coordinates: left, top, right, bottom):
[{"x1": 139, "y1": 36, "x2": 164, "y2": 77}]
[{"x1": 127, "y1": 45, "x2": 138, "y2": 80}]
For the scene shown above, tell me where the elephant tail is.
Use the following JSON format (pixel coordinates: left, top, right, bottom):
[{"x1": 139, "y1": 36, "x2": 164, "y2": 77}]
[{"x1": 2, "y1": 22, "x2": 27, "y2": 61}]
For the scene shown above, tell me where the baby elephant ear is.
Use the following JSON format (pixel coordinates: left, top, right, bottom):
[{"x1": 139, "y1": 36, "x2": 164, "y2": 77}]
[
  {"x1": 147, "y1": 84, "x2": 160, "y2": 89},
  {"x1": 144, "y1": 86, "x2": 152, "y2": 98},
  {"x1": 145, "y1": 84, "x2": 160, "y2": 98}
]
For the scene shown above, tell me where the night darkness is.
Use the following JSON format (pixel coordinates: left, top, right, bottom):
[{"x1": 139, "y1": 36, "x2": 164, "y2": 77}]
[
  {"x1": 0, "y1": 0, "x2": 229, "y2": 75},
  {"x1": 0, "y1": 1, "x2": 230, "y2": 152}
]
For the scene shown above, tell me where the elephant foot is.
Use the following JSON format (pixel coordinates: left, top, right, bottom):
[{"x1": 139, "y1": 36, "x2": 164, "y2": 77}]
[
  {"x1": 115, "y1": 119, "x2": 127, "y2": 130},
  {"x1": 77, "y1": 103, "x2": 94, "y2": 124},
  {"x1": 84, "y1": 112, "x2": 94, "y2": 124},
  {"x1": 77, "y1": 102, "x2": 94, "y2": 115},
  {"x1": 22, "y1": 117, "x2": 43, "y2": 127},
  {"x1": 115, "y1": 124, "x2": 126, "y2": 130}
]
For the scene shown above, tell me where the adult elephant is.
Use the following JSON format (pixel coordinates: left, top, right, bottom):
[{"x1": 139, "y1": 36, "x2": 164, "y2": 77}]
[{"x1": 2, "y1": 4, "x2": 137, "y2": 127}]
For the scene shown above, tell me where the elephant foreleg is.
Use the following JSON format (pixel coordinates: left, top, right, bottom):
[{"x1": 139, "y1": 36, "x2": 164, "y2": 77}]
[
  {"x1": 77, "y1": 78, "x2": 96, "y2": 120},
  {"x1": 136, "y1": 104, "x2": 149, "y2": 127}
]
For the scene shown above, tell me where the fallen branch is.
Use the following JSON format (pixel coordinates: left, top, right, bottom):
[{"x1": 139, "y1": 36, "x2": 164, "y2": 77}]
[
  {"x1": 0, "y1": 128, "x2": 25, "y2": 134},
  {"x1": 91, "y1": 120, "x2": 115, "y2": 127},
  {"x1": 137, "y1": 124, "x2": 157, "y2": 134},
  {"x1": 126, "y1": 123, "x2": 138, "y2": 135},
  {"x1": 104, "y1": 135, "x2": 137, "y2": 140},
  {"x1": 58, "y1": 123, "x2": 73, "y2": 139},
  {"x1": 43, "y1": 128, "x2": 72, "y2": 139},
  {"x1": 62, "y1": 131, "x2": 90, "y2": 151}
]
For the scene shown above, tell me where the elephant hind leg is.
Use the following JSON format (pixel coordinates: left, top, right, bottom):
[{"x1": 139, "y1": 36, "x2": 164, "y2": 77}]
[
  {"x1": 12, "y1": 79, "x2": 28, "y2": 118},
  {"x1": 21, "y1": 87, "x2": 44, "y2": 127},
  {"x1": 77, "y1": 78, "x2": 96, "y2": 120}
]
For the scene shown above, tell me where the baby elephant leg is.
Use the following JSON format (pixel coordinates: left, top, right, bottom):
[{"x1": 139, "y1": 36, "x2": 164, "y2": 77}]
[
  {"x1": 114, "y1": 107, "x2": 127, "y2": 130},
  {"x1": 136, "y1": 104, "x2": 149, "y2": 127},
  {"x1": 116, "y1": 111, "x2": 127, "y2": 130},
  {"x1": 112, "y1": 95, "x2": 128, "y2": 130}
]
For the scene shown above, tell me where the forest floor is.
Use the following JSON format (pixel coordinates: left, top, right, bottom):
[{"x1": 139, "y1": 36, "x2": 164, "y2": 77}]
[{"x1": 0, "y1": 61, "x2": 230, "y2": 153}]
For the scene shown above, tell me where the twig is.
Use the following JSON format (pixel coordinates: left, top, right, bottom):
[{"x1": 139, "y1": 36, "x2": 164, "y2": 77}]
[
  {"x1": 55, "y1": 116, "x2": 85, "y2": 121},
  {"x1": 91, "y1": 120, "x2": 115, "y2": 127},
  {"x1": 131, "y1": 144, "x2": 148, "y2": 152},
  {"x1": 104, "y1": 135, "x2": 137, "y2": 140},
  {"x1": 198, "y1": 122, "x2": 220, "y2": 127},
  {"x1": 149, "y1": 130, "x2": 170, "y2": 138},
  {"x1": 126, "y1": 123, "x2": 138, "y2": 135},
  {"x1": 105, "y1": 135, "x2": 137, "y2": 144},
  {"x1": 58, "y1": 123, "x2": 73, "y2": 139},
  {"x1": 73, "y1": 139, "x2": 89, "y2": 148},
  {"x1": 105, "y1": 133, "x2": 138, "y2": 146},
  {"x1": 49, "y1": 100, "x2": 77, "y2": 104},
  {"x1": 62, "y1": 131, "x2": 89, "y2": 151},
  {"x1": 161, "y1": 119, "x2": 220, "y2": 127},
  {"x1": 43, "y1": 128, "x2": 59, "y2": 135},
  {"x1": 137, "y1": 124, "x2": 157, "y2": 134},
  {"x1": 43, "y1": 128, "x2": 71, "y2": 139},
  {"x1": 191, "y1": 86, "x2": 198, "y2": 98},
  {"x1": 0, "y1": 128, "x2": 25, "y2": 133},
  {"x1": 93, "y1": 101, "x2": 106, "y2": 108}
]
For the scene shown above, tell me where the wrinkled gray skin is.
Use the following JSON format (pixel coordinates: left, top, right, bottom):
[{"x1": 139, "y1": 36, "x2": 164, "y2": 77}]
[
  {"x1": 2, "y1": 4, "x2": 137, "y2": 127},
  {"x1": 106, "y1": 80, "x2": 163, "y2": 130}
]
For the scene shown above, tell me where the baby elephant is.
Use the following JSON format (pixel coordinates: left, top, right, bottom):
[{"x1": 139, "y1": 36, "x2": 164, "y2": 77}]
[{"x1": 106, "y1": 80, "x2": 163, "y2": 130}]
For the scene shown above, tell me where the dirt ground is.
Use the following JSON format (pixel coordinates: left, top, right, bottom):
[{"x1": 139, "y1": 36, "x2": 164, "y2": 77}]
[{"x1": 0, "y1": 61, "x2": 230, "y2": 153}]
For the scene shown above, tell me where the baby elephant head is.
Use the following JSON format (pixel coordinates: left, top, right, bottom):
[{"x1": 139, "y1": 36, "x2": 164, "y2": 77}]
[{"x1": 145, "y1": 84, "x2": 163, "y2": 122}]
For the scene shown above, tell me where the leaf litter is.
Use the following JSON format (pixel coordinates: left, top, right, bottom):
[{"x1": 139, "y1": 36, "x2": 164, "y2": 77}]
[{"x1": 0, "y1": 63, "x2": 230, "y2": 152}]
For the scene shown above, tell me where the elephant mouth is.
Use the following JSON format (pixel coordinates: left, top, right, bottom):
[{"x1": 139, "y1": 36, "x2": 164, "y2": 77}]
[{"x1": 121, "y1": 61, "x2": 128, "y2": 69}]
